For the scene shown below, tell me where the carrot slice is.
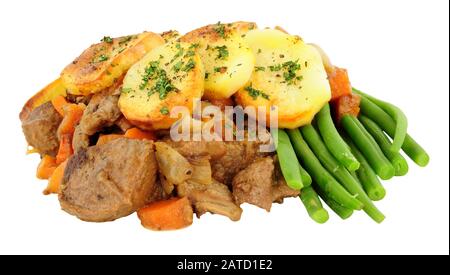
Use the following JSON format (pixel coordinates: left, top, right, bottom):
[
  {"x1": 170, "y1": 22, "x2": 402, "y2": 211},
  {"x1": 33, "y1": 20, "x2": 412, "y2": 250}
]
[
  {"x1": 44, "y1": 160, "x2": 67, "y2": 195},
  {"x1": 97, "y1": 134, "x2": 123, "y2": 145},
  {"x1": 124, "y1": 127, "x2": 156, "y2": 141},
  {"x1": 333, "y1": 93, "x2": 361, "y2": 122},
  {"x1": 36, "y1": 155, "x2": 57, "y2": 180},
  {"x1": 51, "y1": 95, "x2": 69, "y2": 117},
  {"x1": 137, "y1": 197, "x2": 194, "y2": 231},
  {"x1": 56, "y1": 134, "x2": 73, "y2": 164},
  {"x1": 328, "y1": 67, "x2": 352, "y2": 101},
  {"x1": 57, "y1": 104, "x2": 85, "y2": 137}
]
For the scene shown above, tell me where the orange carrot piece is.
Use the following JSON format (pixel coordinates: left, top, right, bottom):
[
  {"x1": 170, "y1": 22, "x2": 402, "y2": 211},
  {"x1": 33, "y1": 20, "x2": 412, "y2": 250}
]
[
  {"x1": 44, "y1": 160, "x2": 67, "y2": 195},
  {"x1": 51, "y1": 95, "x2": 69, "y2": 117},
  {"x1": 333, "y1": 93, "x2": 361, "y2": 122},
  {"x1": 57, "y1": 104, "x2": 85, "y2": 137},
  {"x1": 56, "y1": 134, "x2": 73, "y2": 164},
  {"x1": 36, "y1": 155, "x2": 57, "y2": 180},
  {"x1": 97, "y1": 134, "x2": 123, "y2": 145},
  {"x1": 328, "y1": 67, "x2": 352, "y2": 101},
  {"x1": 137, "y1": 197, "x2": 194, "y2": 231},
  {"x1": 124, "y1": 127, "x2": 156, "y2": 141}
]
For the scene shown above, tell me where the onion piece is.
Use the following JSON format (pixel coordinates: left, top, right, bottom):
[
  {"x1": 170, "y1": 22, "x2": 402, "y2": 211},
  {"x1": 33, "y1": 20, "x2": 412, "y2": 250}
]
[{"x1": 155, "y1": 142, "x2": 193, "y2": 185}]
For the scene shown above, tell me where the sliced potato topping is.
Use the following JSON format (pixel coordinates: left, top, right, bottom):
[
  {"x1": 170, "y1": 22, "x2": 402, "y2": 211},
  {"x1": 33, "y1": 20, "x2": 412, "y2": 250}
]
[
  {"x1": 235, "y1": 29, "x2": 331, "y2": 129},
  {"x1": 160, "y1": 30, "x2": 181, "y2": 43},
  {"x1": 180, "y1": 22, "x2": 256, "y2": 100},
  {"x1": 61, "y1": 32, "x2": 165, "y2": 95},
  {"x1": 118, "y1": 41, "x2": 204, "y2": 130}
]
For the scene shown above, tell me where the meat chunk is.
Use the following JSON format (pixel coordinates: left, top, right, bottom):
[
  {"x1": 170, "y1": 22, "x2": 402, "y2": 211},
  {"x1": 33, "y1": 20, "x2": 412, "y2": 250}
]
[
  {"x1": 333, "y1": 93, "x2": 361, "y2": 122},
  {"x1": 72, "y1": 88, "x2": 122, "y2": 151},
  {"x1": 115, "y1": 116, "x2": 133, "y2": 132},
  {"x1": 232, "y1": 157, "x2": 274, "y2": 211},
  {"x1": 162, "y1": 139, "x2": 227, "y2": 160},
  {"x1": 59, "y1": 138, "x2": 161, "y2": 222},
  {"x1": 211, "y1": 141, "x2": 264, "y2": 185},
  {"x1": 177, "y1": 180, "x2": 242, "y2": 221},
  {"x1": 271, "y1": 181, "x2": 301, "y2": 203},
  {"x1": 232, "y1": 157, "x2": 300, "y2": 211},
  {"x1": 163, "y1": 130, "x2": 270, "y2": 186},
  {"x1": 21, "y1": 102, "x2": 62, "y2": 156},
  {"x1": 272, "y1": 158, "x2": 301, "y2": 203}
]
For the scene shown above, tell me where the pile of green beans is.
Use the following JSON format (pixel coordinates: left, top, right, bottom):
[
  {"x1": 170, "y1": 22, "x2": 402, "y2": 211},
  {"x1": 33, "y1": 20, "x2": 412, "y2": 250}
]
[{"x1": 274, "y1": 89, "x2": 429, "y2": 223}]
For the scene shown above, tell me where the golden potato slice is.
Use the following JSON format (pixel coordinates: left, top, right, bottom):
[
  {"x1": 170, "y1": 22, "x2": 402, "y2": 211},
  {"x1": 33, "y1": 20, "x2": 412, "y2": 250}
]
[
  {"x1": 61, "y1": 32, "x2": 165, "y2": 95},
  {"x1": 118, "y1": 41, "x2": 205, "y2": 130},
  {"x1": 235, "y1": 29, "x2": 331, "y2": 129},
  {"x1": 20, "y1": 78, "x2": 67, "y2": 121},
  {"x1": 180, "y1": 22, "x2": 256, "y2": 100},
  {"x1": 160, "y1": 30, "x2": 181, "y2": 43}
]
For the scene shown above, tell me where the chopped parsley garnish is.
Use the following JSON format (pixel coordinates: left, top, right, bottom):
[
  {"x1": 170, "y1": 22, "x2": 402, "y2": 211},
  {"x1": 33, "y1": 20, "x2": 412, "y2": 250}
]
[
  {"x1": 269, "y1": 64, "x2": 282, "y2": 71},
  {"x1": 153, "y1": 74, "x2": 177, "y2": 100},
  {"x1": 281, "y1": 59, "x2": 302, "y2": 84},
  {"x1": 257, "y1": 49, "x2": 262, "y2": 54},
  {"x1": 139, "y1": 60, "x2": 178, "y2": 100},
  {"x1": 119, "y1": 35, "x2": 136, "y2": 45},
  {"x1": 266, "y1": 59, "x2": 303, "y2": 85},
  {"x1": 170, "y1": 43, "x2": 184, "y2": 63},
  {"x1": 255, "y1": 66, "x2": 266, "y2": 72},
  {"x1": 185, "y1": 43, "x2": 199, "y2": 57},
  {"x1": 120, "y1": 87, "x2": 133, "y2": 94},
  {"x1": 190, "y1": 43, "x2": 200, "y2": 49},
  {"x1": 214, "y1": 66, "x2": 227, "y2": 73},
  {"x1": 101, "y1": 36, "x2": 113, "y2": 43},
  {"x1": 245, "y1": 85, "x2": 270, "y2": 100},
  {"x1": 172, "y1": 60, "x2": 183, "y2": 72},
  {"x1": 205, "y1": 72, "x2": 210, "y2": 80},
  {"x1": 140, "y1": 61, "x2": 159, "y2": 90},
  {"x1": 95, "y1": 54, "x2": 109, "y2": 62},
  {"x1": 214, "y1": 45, "x2": 229, "y2": 60},
  {"x1": 214, "y1": 22, "x2": 226, "y2": 38},
  {"x1": 182, "y1": 58, "x2": 196, "y2": 72},
  {"x1": 160, "y1": 106, "x2": 170, "y2": 115}
]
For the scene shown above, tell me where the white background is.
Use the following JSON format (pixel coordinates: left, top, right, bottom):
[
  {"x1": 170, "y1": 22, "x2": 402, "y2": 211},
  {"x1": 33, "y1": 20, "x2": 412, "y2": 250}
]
[{"x1": 0, "y1": 0, "x2": 448, "y2": 255}]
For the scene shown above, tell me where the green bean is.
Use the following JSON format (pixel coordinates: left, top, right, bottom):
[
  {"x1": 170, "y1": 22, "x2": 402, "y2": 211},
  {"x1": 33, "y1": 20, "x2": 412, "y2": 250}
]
[
  {"x1": 272, "y1": 129, "x2": 303, "y2": 190},
  {"x1": 343, "y1": 135, "x2": 386, "y2": 201},
  {"x1": 301, "y1": 125, "x2": 385, "y2": 223},
  {"x1": 287, "y1": 129, "x2": 363, "y2": 210},
  {"x1": 359, "y1": 115, "x2": 409, "y2": 176},
  {"x1": 341, "y1": 114, "x2": 395, "y2": 180},
  {"x1": 353, "y1": 88, "x2": 407, "y2": 153},
  {"x1": 299, "y1": 165, "x2": 312, "y2": 187},
  {"x1": 358, "y1": 94, "x2": 429, "y2": 167},
  {"x1": 315, "y1": 186, "x2": 354, "y2": 220},
  {"x1": 316, "y1": 104, "x2": 360, "y2": 171},
  {"x1": 299, "y1": 187, "x2": 329, "y2": 224}
]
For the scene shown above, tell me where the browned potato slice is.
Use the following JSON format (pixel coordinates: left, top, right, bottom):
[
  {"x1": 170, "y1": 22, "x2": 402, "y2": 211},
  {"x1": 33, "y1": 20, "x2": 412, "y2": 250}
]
[
  {"x1": 181, "y1": 21, "x2": 256, "y2": 43},
  {"x1": 118, "y1": 41, "x2": 205, "y2": 130},
  {"x1": 180, "y1": 22, "x2": 257, "y2": 100},
  {"x1": 160, "y1": 30, "x2": 180, "y2": 43},
  {"x1": 61, "y1": 32, "x2": 165, "y2": 95},
  {"x1": 235, "y1": 29, "x2": 331, "y2": 128}
]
